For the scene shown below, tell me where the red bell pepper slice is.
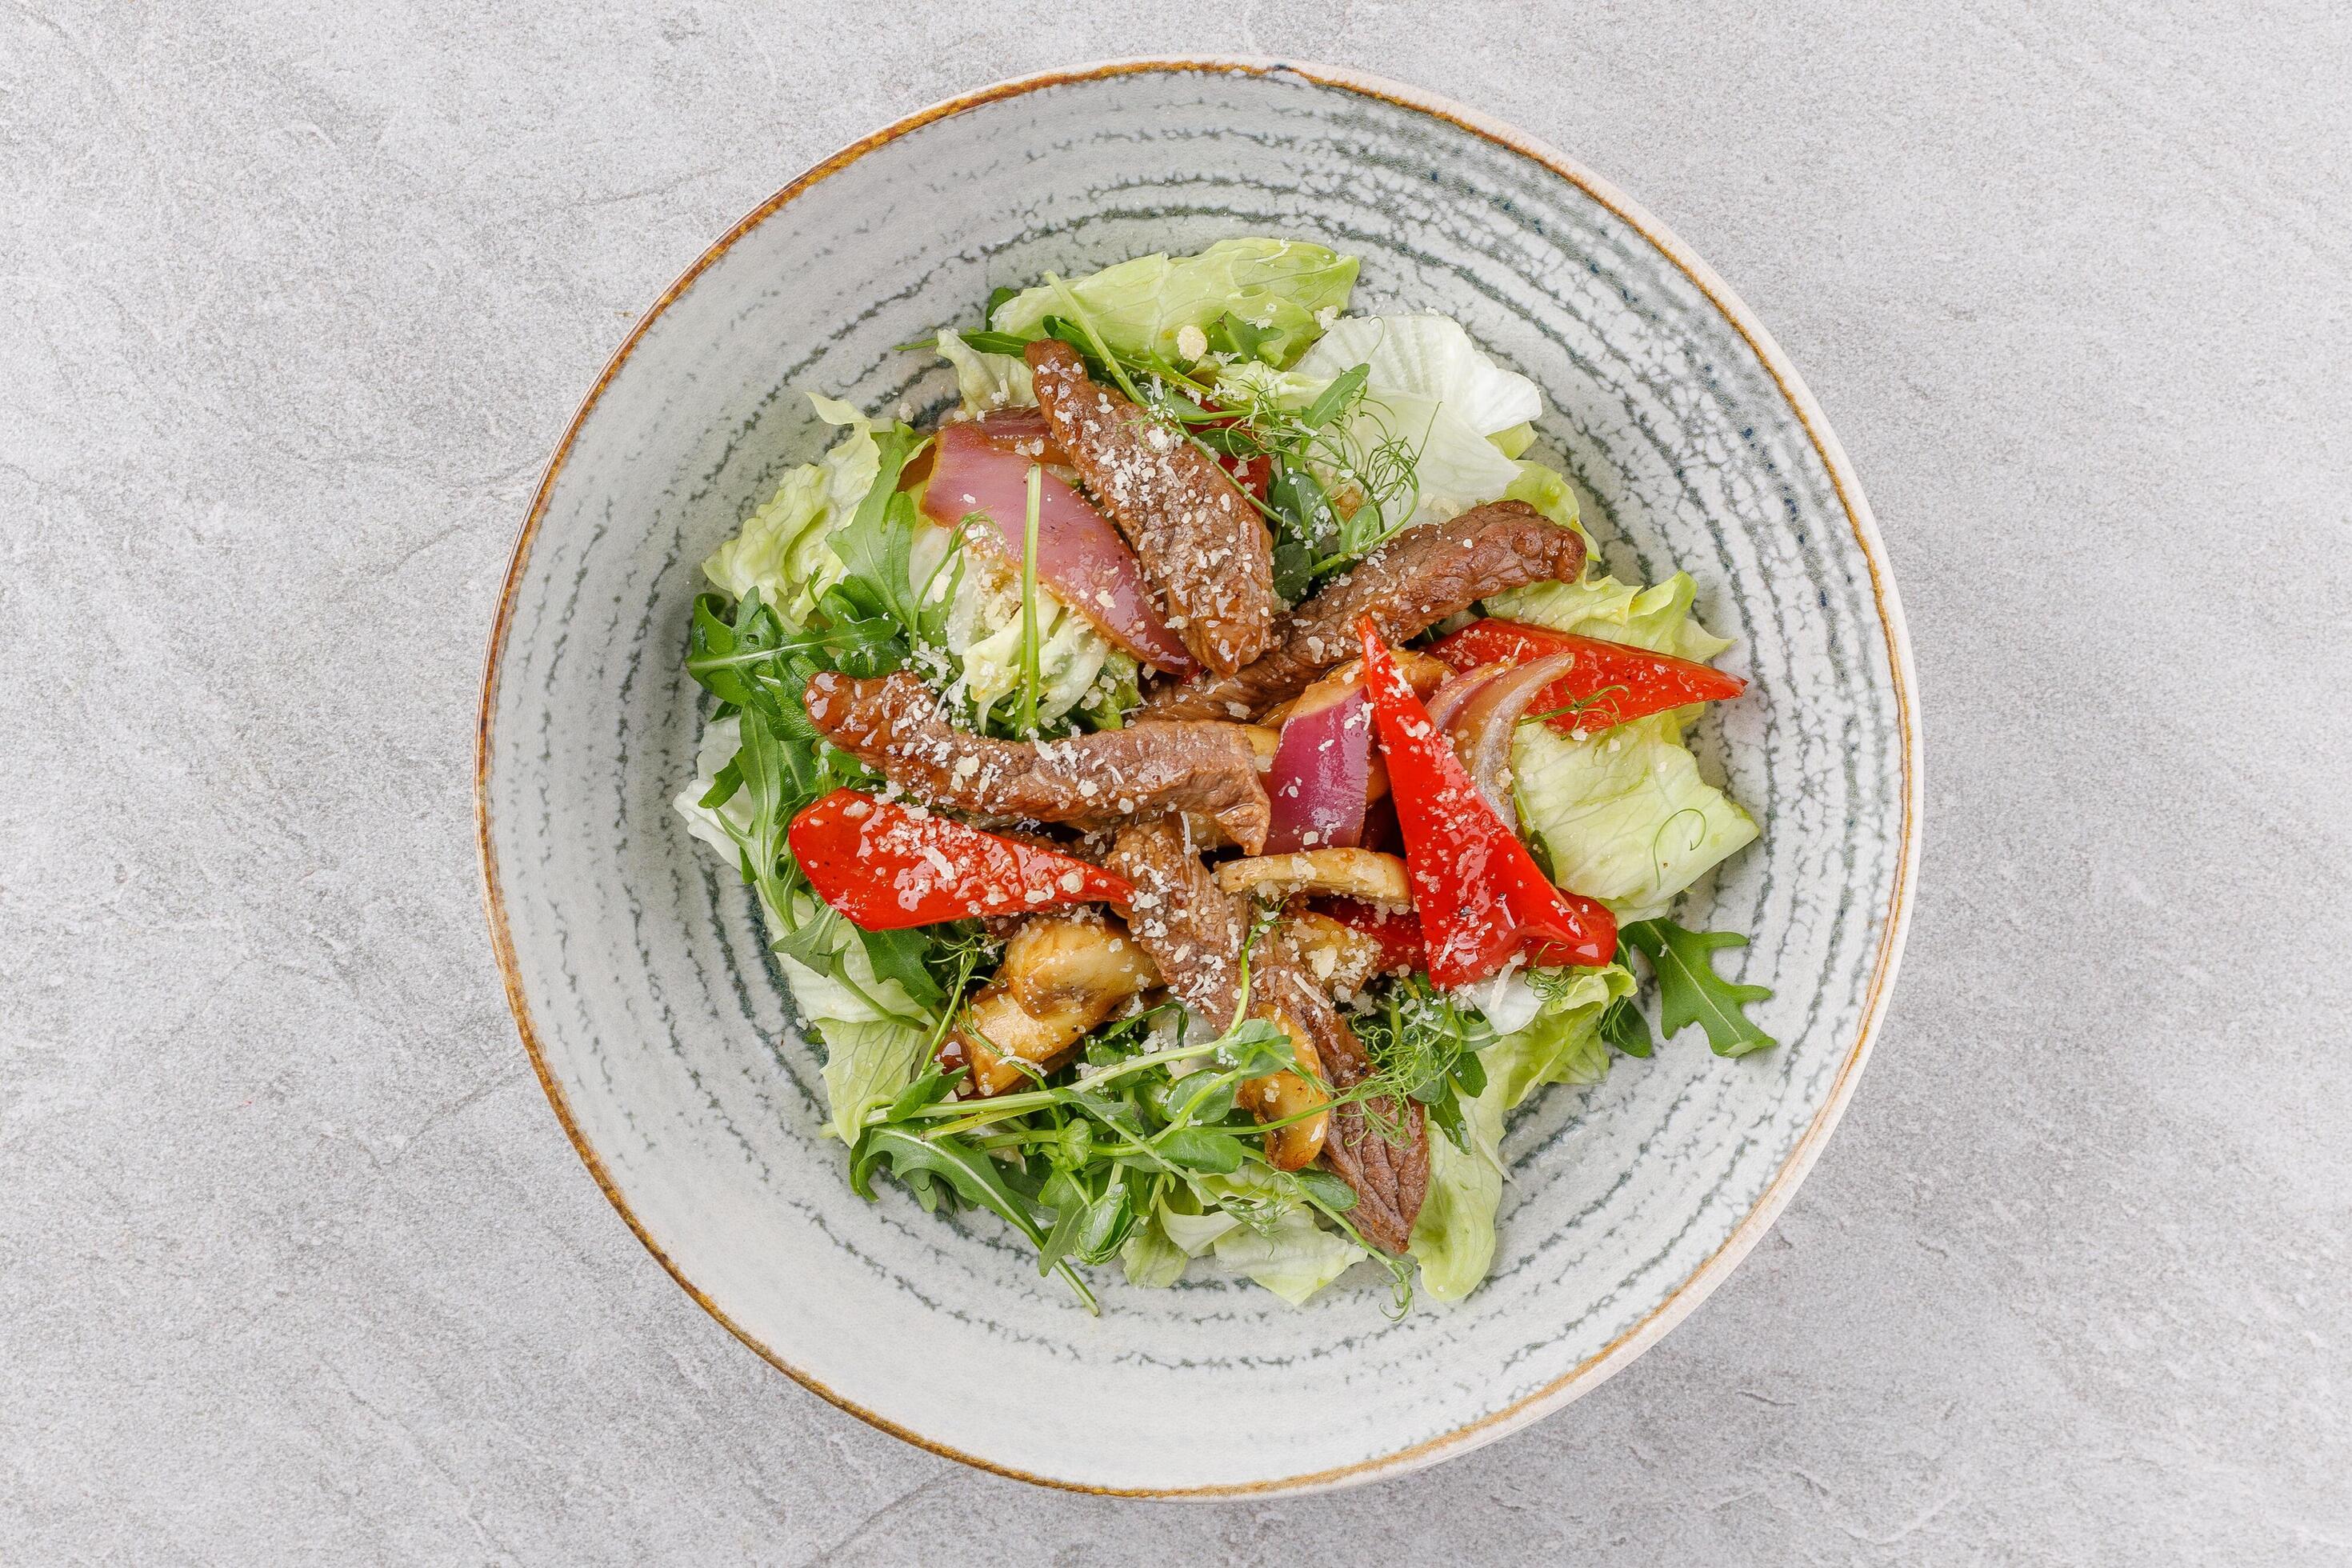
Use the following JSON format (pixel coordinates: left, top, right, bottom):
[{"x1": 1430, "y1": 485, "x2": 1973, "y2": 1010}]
[
  {"x1": 1314, "y1": 897, "x2": 1428, "y2": 974},
  {"x1": 1358, "y1": 618, "x2": 1617, "y2": 984},
  {"x1": 1424, "y1": 618, "x2": 1746, "y2": 737},
  {"x1": 787, "y1": 789, "x2": 1134, "y2": 930}
]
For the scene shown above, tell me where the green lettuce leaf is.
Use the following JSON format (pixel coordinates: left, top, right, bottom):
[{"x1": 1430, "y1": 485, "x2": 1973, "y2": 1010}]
[
  {"x1": 814, "y1": 1018, "x2": 932, "y2": 1147},
  {"x1": 1118, "y1": 1179, "x2": 1242, "y2": 1290},
  {"x1": 1118, "y1": 1208, "x2": 1192, "y2": 1289},
  {"x1": 701, "y1": 394, "x2": 879, "y2": 624},
  {"x1": 1408, "y1": 963, "x2": 1634, "y2": 1302},
  {"x1": 1209, "y1": 358, "x2": 1523, "y2": 538},
  {"x1": 941, "y1": 539, "x2": 1129, "y2": 729},
  {"x1": 935, "y1": 326, "x2": 1034, "y2": 414},
  {"x1": 1291, "y1": 314, "x2": 1542, "y2": 437},
  {"x1": 1485, "y1": 964, "x2": 1639, "y2": 1104},
  {"x1": 1490, "y1": 422, "x2": 1536, "y2": 458},
  {"x1": 990, "y1": 238, "x2": 1358, "y2": 366},
  {"x1": 1409, "y1": 1089, "x2": 1506, "y2": 1304},
  {"x1": 1482, "y1": 519, "x2": 1733, "y2": 667},
  {"x1": 1211, "y1": 1207, "x2": 1366, "y2": 1306},
  {"x1": 673, "y1": 721, "x2": 932, "y2": 1141},
  {"x1": 1513, "y1": 716, "x2": 1758, "y2": 923},
  {"x1": 1487, "y1": 537, "x2": 1755, "y2": 921}
]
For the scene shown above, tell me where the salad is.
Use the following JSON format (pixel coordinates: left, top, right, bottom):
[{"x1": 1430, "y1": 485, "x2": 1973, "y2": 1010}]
[{"x1": 674, "y1": 238, "x2": 1774, "y2": 1312}]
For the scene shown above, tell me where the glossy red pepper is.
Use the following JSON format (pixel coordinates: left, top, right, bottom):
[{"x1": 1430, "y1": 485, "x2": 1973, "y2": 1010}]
[
  {"x1": 1196, "y1": 414, "x2": 1273, "y2": 503},
  {"x1": 1357, "y1": 618, "x2": 1617, "y2": 983},
  {"x1": 1424, "y1": 618, "x2": 1746, "y2": 737},
  {"x1": 788, "y1": 789, "x2": 1134, "y2": 930},
  {"x1": 1314, "y1": 897, "x2": 1428, "y2": 974}
]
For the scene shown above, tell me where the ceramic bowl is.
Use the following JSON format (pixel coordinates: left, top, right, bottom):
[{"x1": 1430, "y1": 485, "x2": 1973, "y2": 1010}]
[{"x1": 478, "y1": 58, "x2": 1919, "y2": 1495}]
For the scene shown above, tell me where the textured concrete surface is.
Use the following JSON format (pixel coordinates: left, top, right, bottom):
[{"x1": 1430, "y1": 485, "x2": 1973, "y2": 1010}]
[{"x1": 4, "y1": 2, "x2": 2346, "y2": 1562}]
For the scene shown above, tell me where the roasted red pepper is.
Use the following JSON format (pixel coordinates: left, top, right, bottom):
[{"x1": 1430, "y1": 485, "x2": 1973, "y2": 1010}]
[
  {"x1": 1314, "y1": 897, "x2": 1428, "y2": 974},
  {"x1": 788, "y1": 789, "x2": 1133, "y2": 930},
  {"x1": 1425, "y1": 618, "x2": 1746, "y2": 737},
  {"x1": 1358, "y1": 618, "x2": 1617, "y2": 983}
]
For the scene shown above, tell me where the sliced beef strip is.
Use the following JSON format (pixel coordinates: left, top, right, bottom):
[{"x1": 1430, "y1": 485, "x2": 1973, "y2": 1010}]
[
  {"x1": 1102, "y1": 818, "x2": 1251, "y2": 1018},
  {"x1": 1104, "y1": 819, "x2": 1429, "y2": 1253},
  {"x1": 1027, "y1": 340, "x2": 1278, "y2": 677},
  {"x1": 1138, "y1": 498, "x2": 1587, "y2": 720},
  {"x1": 1258, "y1": 964, "x2": 1428, "y2": 1256},
  {"x1": 802, "y1": 670, "x2": 1270, "y2": 853}
]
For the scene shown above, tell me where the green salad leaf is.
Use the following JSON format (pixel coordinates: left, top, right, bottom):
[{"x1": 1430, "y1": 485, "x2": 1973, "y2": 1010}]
[
  {"x1": 1621, "y1": 919, "x2": 1777, "y2": 1058},
  {"x1": 851, "y1": 1126, "x2": 1098, "y2": 1310},
  {"x1": 1512, "y1": 715, "x2": 1759, "y2": 922},
  {"x1": 1406, "y1": 963, "x2": 1631, "y2": 1302},
  {"x1": 934, "y1": 326, "x2": 1034, "y2": 414},
  {"x1": 989, "y1": 238, "x2": 1357, "y2": 366},
  {"x1": 702, "y1": 395, "x2": 883, "y2": 623}
]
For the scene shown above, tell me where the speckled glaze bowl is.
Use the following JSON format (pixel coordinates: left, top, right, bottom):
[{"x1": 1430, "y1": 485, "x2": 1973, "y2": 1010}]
[{"x1": 478, "y1": 59, "x2": 1918, "y2": 1495}]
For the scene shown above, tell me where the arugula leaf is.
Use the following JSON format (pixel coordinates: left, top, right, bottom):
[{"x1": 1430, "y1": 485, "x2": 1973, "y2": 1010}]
[
  {"x1": 851, "y1": 1127, "x2": 1097, "y2": 1310},
  {"x1": 854, "y1": 925, "x2": 945, "y2": 1014},
  {"x1": 1203, "y1": 309, "x2": 1279, "y2": 364},
  {"x1": 958, "y1": 327, "x2": 1030, "y2": 358},
  {"x1": 1156, "y1": 1128, "x2": 1246, "y2": 1174},
  {"x1": 826, "y1": 426, "x2": 929, "y2": 638},
  {"x1": 1621, "y1": 919, "x2": 1776, "y2": 1058},
  {"x1": 1298, "y1": 363, "x2": 1368, "y2": 431},
  {"x1": 1600, "y1": 993, "x2": 1654, "y2": 1058},
  {"x1": 884, "y1": 1064, "x2": 965, "y2": 1122}
]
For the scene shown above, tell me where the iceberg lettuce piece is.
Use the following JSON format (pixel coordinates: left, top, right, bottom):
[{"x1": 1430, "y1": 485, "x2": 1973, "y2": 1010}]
[
  {"x1": 1293, "y1": 314, "x2": 1543, "y2": 437},
  {"x1": 941, "y1": 538, "x2": 1124, "y2": 729},
  {"x1": 1212, "y1": 1207, "x2": 1367, "y2": 1306},
  {"x1": 1210, "y1": 360, "x2": 1522, "y2": 536},
  {"x1": 700, "y1": 394, "x2": 879, "y2": 624},
  {"x1": 1490, "y1": 422, "x2": 1536, "y2": 459},
  {"x1": 672, "y1": 714, "x2": 752, "y2": 866},
  {"x1": 1486, "y1": 532, "x2": 1755, "y2": 918},
  {"x1": 1284, "y1": 314, "x2": 1545, "y2": 534},
  {"x1": 1409, "y1": 963, "x2": 1634, "y2": 1302},
  {"x1": 812, "y1": 1018, "x2": 931, "y2": 1147},
  {"x1": 1486, "y1": 563, "x2": 1734, "y2": 666},
  {"x1": 990, "y1": 238, "x2": 1357, "y2": 366},
  {"x1": 1350, "y1": 390, "x2": 1525, "y2": 534},
  {"x1": 673, "y1": 714, "x2": 929, "y2": 1142},
  {"x1": 1513, "y1": 715, "x2": 1758, "y2": 922},
  {"x1": 1458, "y1": 964, "x2": 1545, "y2": 1034},
  {"x1": 1410, "y1": 1086, "x2": 1505, "y2": 1304},
  {"x1": 1160, "y1": 1198, "x2": 1243, "y2": 1258},
  {"x1": 935, "y1": 326, "x2": 1034, "y2": 414},
  {"x1": 1484, "y1": 965, "x2": 1637, "y2": 1106},
  {"x1": 1118, "y1": 1208, "x2": 1192, "y2": 1289}
]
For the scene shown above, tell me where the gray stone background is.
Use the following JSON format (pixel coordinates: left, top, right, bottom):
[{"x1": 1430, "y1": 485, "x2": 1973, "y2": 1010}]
[{"x1": 5, "y1": 2, "x2": 2346, "y2": 1562}]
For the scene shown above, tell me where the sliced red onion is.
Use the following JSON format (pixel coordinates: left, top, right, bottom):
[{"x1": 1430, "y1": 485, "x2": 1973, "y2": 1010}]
[
  {"x1": 922, "y1": 422, "x2": 1196, "y2": 675},
  {"x1": 1262, "y1": 681, "x2": 1373, "y2": 854},
  {"x1": 1437, "y1": 652, "x2": 1582, "y2": 825},
  {"x1": 1422, "y1": 663, "x2": 1509, "y2": 733}
]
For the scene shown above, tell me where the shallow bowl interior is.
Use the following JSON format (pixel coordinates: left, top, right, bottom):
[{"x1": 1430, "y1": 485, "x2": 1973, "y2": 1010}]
[{"x1": 479, "y1": 60, "x2": 1916, "y2": 1495}]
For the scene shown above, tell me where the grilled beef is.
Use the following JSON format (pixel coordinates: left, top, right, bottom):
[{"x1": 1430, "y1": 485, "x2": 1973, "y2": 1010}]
[
  {"x1": 1028, "y1": 340, "x2": 1278, "y2": 676},
  {"x1": 1104, "y1": 819, "x2": 1429, "y2": 1252},
  {"x1": 802, "y1": 670, "x2": 1270, "y2": 853},
  {"x1": 1140, "y1": 499, "x2": 1586, "y2": 720}
]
